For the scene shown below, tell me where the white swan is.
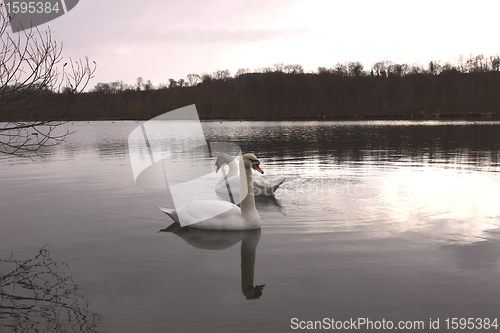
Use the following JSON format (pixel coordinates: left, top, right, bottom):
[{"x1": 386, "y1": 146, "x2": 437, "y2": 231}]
[
  {"x1": 159, "y1": 153, "x2": 263, "y2": 230},
  {"x1": 215, "y1": 153, "x2": 285, "y2": 196}
]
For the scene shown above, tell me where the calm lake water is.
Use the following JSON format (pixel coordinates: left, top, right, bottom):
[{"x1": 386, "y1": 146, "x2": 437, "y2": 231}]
[{"x1": 1, "y1": 120, "x2": 500, "y2": 332}]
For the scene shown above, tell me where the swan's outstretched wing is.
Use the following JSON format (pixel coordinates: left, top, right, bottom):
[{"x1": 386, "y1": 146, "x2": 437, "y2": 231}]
[
  {"x1": 158, "y1": 206, "x2": 179, "y2": 223},
  {"x1": 269, "y1": 177, "x2": 286, "y2": 192},
  {"x1": 253, "y1": 176, "x2": 285, "y2": 196},
  {"x1": 217, "y1": 174, "x2": 285, "y2": 194},
  {"x1": 159, "y1": 200, "x2": 239, "y2": 227},
  {"x1": 253, "y1": 174, "x2": 272, "y2": 188}
]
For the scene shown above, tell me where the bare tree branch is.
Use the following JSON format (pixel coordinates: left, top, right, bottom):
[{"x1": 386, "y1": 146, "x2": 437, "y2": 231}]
[
  {"x1": 0, "y1": 7, "x2": 96, "y2": 157},
  {"x1": 0, "y1": 246, "x2": 101, "y2": 331}
]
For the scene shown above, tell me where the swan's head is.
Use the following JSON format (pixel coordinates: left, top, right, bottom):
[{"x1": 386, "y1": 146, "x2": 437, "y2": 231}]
[
  {"x1": 215, "y1": 153, "x2": 235, "y2": 173},
  {"x1": 244, "y1": 284, "x2": 266, "y2": 299},
  {"x1": 243, "y1": 153, "x2": 264, "y2": 174}
]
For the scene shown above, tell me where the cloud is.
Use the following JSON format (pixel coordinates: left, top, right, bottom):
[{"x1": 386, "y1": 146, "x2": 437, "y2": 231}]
[
  {"x1": 154, "y1": 26, "x2": 309, "y2": 44},
  {"x1": 42, "y1": 0, "x2": 500, "y2": 88}
]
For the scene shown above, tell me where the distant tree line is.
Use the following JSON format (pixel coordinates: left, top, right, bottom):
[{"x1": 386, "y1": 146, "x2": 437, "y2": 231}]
[{"x1": 4, "y1": 54, "x2": 500, "y2": 121}]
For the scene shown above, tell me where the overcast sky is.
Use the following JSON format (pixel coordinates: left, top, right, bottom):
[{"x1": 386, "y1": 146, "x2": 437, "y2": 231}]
[{"x1": 40, "y1": 0, "x2": 500, "y2": 89}]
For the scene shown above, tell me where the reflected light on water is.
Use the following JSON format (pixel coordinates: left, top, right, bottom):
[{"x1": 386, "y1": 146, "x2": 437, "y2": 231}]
[
  {"x1": 2, "y1": 120, "x2": 500, "y2": 332},
  {"x1": 377, "y1": 165, "x2": 500, "y2": 245}
]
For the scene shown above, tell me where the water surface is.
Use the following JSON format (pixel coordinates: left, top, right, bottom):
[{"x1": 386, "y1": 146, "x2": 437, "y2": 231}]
[{"x1": 1, "y1": 120, "x2": 500, "y2": 332}]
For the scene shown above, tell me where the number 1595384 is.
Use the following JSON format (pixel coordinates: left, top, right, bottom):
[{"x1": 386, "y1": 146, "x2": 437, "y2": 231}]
[
  {"x1": 5, "y1": 2, "x2": 61, "y2": 14},
  {"x1": 445, "y1": 318, "x2": 498, "y2": 330}
]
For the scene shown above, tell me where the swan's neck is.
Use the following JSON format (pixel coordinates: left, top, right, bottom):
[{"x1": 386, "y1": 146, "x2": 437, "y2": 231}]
[
  {"x1": 241, "y1": 229, "x2": 261, "y2": 298},
  {"x1": 239, "y1": 164, "x2": 260, "y2": 222}
]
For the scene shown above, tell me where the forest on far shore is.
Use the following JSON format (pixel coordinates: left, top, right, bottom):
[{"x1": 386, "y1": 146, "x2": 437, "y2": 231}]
[{"x1": 4, "y1": 54, "x2": 500, "y2": 121}]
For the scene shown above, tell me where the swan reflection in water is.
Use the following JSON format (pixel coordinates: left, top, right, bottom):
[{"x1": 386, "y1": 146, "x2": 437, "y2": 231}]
[{"x1": 159, "y1": 224, "x2": 265, "y2": 299}]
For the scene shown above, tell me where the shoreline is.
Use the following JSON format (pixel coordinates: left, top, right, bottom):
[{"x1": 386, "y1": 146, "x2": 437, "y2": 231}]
[{"x1": 8, "y1": 114, "x2": 499, "y2": 122}]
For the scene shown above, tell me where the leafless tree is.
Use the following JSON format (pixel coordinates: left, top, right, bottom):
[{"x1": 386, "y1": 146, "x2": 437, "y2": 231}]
[
  {"x1": 177, "y1": 78, "x2": 187, "y2": 88},
  {"x1": 371, "y1": 61, "x2": 393, "y2": 77},
  {"x1": 0, "y1": 7, "x2": 96, "y2": 157},
  {"x1": 201, "y1": 73, "x2": 212, "y2": 83},
  {"x1": 346, "y1": 61, "x2": 364, "y2": 76},
  {"x1": 235, "y1": 68, "x2": 251, "y2": 76},
  {"x1": 273, "y1": 63, "x2": 285, "y2": 72},
  {"x1": 254, "y1": 67, "x2": 273, "y2": 73},
  {"x1": 213, "y1": 69, "x2": 231, "y2": 80},
  {"x1": 408, "y1": 63, "x2": 424, "y2": 74},
  {"x1": 283, "y1": 64, "x2": 304, "y2": 74},
  {"x1": 111, "y1": 80, "x2": 126, "y2": 92},
  {"x1": 186, "y1": 73, "x2": 201, "y2": 86},
  {"x1": 168, "y1": 78, "x2": 177, "y2": 88},
  {"x1": 136, "y1": 76, "x2": 143, "y2": 90},
  {"x1": 465, "y1": 54, "x2": 489, "y2": 73},
  {"x1": 490, "y1": 55, "x2": 500, "y2": 71},
  {"x1": 144, "y1": 79, "x2": 154, "y2": 90},
  {"x1": 92, "y1": 82, "x2": 113, "y2": 94},
  {"x1": 317, "y1": 66, "x2": 330, "y2": 74},
  {"x1": 332, "y1": 62, "x2": 348, "y2": 76}
]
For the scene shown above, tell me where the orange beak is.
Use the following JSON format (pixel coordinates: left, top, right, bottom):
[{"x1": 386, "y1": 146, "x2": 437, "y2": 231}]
[{"x1": 252, "y1": 163, "x2": 264, "y2": 174}]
